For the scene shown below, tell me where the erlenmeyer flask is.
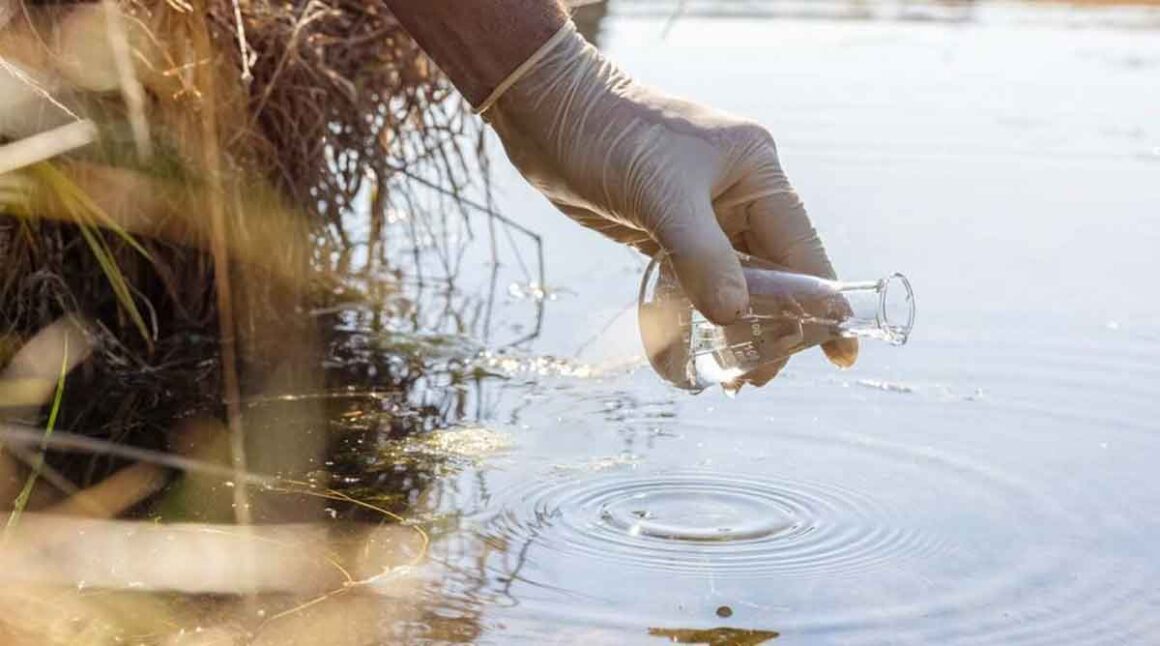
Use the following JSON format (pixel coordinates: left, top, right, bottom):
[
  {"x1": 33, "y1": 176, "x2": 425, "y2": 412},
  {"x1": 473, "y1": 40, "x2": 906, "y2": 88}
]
[{"x1": 638, "y1": 253, "x2": 915, "y2": 392}]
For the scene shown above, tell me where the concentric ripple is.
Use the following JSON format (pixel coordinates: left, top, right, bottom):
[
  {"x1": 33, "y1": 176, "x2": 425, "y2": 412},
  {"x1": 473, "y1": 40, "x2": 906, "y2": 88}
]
[
  {"x1": 474, "y1": 471, "x2": 945, "y2": 578},
  {"x1": 598, "y1": 484, "x2": 796, "y2": 541}
]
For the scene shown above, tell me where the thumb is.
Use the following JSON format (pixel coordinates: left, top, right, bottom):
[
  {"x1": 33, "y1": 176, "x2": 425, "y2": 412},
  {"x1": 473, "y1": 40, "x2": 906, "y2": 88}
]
[{"x1": 651, "y1": 199, "x2": 748, "y2": 326}]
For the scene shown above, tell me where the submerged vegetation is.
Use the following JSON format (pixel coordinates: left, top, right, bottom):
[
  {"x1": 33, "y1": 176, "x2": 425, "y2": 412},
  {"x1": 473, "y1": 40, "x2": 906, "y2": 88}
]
[{"x1": 0, "y1": 0, "x2": 533, "y2": 641}]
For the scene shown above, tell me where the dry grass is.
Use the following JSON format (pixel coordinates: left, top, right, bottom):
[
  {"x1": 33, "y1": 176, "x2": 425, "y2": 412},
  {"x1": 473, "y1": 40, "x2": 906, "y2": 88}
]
[{"x1": 1, "y1": 0, "x2": 505, "y2": 640}]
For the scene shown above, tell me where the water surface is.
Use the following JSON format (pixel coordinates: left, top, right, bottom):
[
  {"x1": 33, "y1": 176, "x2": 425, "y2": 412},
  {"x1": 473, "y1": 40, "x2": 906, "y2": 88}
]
[{"x1": 386, "y1": 2, "x2": 1160, "y2": 643}]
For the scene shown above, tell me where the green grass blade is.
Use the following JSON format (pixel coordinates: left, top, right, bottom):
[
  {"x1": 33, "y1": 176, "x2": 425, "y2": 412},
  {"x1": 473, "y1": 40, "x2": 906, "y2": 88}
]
[
  {"x1": 28, "y1": 163, "x2": 152, "y2": 259},
  {"x1": 75, "y1": 221, "x2": 153, "y2": 345},
  {"x1": 25, "y1": 163, "x2": 155, "y2": 347}
]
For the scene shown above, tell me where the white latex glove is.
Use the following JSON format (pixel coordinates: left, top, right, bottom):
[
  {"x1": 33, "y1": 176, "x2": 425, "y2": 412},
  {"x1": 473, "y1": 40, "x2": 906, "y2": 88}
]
[{"x1": 480, "y1": 22, "x2": 857, "y2": 380}]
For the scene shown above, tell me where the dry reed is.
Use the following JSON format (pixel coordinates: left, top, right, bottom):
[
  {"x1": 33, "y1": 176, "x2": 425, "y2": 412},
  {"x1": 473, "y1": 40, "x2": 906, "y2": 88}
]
[{"x1": 0, "y1": 0, "x2": 505, "y2": 640}]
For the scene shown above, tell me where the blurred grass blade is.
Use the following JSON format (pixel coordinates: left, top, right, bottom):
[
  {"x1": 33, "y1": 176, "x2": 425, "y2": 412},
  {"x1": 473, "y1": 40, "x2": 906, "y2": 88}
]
[
  {"x1": 0, "y1": 120, "x2": 97, "y2": 176},
  {"x1": 5, "y1": 335, "x2": 69, "y2": 532},
  {"x1": 99, "y1": 0, "x2": 152, "y2": 160}
]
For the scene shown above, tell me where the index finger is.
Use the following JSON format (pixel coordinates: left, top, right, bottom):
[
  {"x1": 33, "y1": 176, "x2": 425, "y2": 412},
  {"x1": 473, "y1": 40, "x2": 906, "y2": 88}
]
[{"x1": 741, "y1": 191, "x2": 860, "y2": 368}]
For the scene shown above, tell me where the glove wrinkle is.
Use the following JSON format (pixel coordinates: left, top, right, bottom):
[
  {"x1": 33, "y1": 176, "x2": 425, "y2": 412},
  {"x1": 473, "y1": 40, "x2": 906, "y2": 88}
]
[{"x1": 598, "y1": 121, "x2": 632, "y2": 214}]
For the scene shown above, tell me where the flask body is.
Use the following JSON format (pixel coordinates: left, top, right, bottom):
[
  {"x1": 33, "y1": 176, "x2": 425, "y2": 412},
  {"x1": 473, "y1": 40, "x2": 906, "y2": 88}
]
[{"x1": 638, "y1": 254, "x2": 914, "y2": 391}]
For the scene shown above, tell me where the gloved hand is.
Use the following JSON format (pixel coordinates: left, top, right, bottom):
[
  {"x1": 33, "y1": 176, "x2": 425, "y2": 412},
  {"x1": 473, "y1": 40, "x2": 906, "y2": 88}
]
[{"x1": 479, "y1": 22, "x2": 857, "y2": 383}]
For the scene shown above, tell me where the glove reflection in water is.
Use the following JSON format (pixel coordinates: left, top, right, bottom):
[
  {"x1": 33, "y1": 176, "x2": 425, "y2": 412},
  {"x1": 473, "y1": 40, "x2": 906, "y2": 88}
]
[{"x1": 638, "y1": 253, "x2": 915, "y2": 393}]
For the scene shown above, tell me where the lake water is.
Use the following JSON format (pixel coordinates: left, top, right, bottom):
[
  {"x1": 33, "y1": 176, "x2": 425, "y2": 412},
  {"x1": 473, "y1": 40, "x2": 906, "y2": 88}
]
[{"x1": 379, "y1": 1, "x2": 1160, "y2": 643}]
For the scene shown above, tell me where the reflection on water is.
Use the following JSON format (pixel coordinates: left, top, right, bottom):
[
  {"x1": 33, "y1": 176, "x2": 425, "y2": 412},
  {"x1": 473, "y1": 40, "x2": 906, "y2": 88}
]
[{"x1": 649, "y1": 626, "x2": 780, "y2": 645}]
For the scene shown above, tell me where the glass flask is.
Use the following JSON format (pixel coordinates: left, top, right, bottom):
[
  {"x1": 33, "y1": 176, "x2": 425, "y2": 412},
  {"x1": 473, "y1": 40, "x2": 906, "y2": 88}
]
[{"x1": 638, "y1": 253, "x2": 915, "y2": 392}]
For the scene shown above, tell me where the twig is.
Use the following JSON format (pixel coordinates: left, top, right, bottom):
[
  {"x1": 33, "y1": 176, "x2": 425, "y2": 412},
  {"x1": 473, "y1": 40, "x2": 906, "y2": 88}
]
[
  {"x1": 230, "y1": 0, "x2": 255, "y2": 83},
  {"x1": 662, "y1": 0, "x2": 690, "y2": 38},
  {"x1": 0, "y1": 58, "x2": 81, "y2": 121},
  {"x1": 247, "y1": 1, "x2": 330, "y2": 127}
]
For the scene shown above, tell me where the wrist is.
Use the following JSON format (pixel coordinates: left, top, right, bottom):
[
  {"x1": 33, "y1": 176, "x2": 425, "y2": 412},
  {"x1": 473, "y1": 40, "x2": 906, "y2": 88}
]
[
  {"x1": 482, "y1": 20, "x2": 618, "y2": 124},
  {"x1": 385, "y1": 0, "x2": 568, "y2": 107},
  {"x1": 477, "y1": 20, "x2": 581, "y2": 115}
]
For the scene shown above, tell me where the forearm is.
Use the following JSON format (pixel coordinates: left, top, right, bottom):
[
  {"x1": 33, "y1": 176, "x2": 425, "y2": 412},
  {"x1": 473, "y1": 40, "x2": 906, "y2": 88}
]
[{"x1": 384, "y1": 0, "x2": 568, "y2": 107}]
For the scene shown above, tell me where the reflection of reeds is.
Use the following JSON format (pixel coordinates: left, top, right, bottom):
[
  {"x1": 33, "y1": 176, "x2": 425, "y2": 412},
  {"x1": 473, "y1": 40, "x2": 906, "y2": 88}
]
[{"x1": 1, "y1": 0, "x2": 504, "y2": 640}]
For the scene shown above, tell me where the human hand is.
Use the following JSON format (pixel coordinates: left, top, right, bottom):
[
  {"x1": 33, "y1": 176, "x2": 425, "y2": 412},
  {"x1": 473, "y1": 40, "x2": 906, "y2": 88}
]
[{"x1": 480, "y1": 22, "x2": 857, "y2": 383}]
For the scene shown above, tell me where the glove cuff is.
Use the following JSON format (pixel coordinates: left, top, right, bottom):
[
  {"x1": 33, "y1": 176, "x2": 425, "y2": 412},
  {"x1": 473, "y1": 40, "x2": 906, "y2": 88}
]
[{"x1": 474, "y1": 21, "x2": 579, "y2": 116}]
